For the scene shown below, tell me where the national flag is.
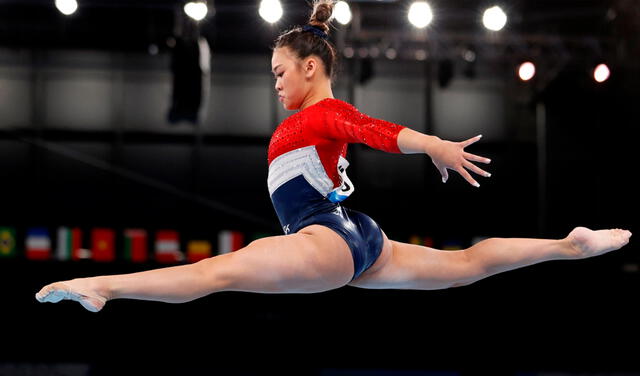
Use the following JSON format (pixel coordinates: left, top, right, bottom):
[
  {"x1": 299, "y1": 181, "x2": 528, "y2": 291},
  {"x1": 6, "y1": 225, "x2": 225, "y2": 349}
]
[
  {"x1": 91, "y1": 228, "x2": 115, "y2": 262},
  {"x1": 155, "y1": 230, "x2": 183, "y2": 263},
  {"x1": 408, "y1": 235, "x2": 434, "y2": 247},
  {"x1": 442, "y1": 240, "x2": 464, "y2": 250},
  {"x1": 56, "y1": 227, "x2": 85, "y2": 261},
  {"x1": 217, "y1": 230, "x2": 244, "y2": 255},
  {"x1": 408, "y1": 235, "x2": 422, "y2": 245},
  {"x1": 0, "y1": 227, "x2": 17, "y2": 258},
  {"x1": 124, "y1": 229, "x2": 148, "y2": 263},
  {"x1": 26, "y1": 227, "x2": 51, "y2": 260},
  {"x1": 187, "y1": 240, "x2": 212, "y2": 263}
]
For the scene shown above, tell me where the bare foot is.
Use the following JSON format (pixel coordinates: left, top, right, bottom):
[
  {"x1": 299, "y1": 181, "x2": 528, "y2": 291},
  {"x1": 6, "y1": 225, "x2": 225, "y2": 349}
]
[
  {"x1": 567, "y1": 227, "x2": 632, "y2": 259},
  {"x1": 35, "y1": 279, "x2": 108, "y2": 313}
]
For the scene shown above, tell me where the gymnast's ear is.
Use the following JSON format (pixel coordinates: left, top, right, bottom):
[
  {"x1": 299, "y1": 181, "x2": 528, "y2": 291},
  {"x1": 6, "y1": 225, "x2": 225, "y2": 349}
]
[{"x1": 303, "y1": 56, "x2": 320, "y2": 78}]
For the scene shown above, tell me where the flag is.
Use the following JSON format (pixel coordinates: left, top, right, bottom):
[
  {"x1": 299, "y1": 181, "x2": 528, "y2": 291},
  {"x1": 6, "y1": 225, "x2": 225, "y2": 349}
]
[
  {"x1": 217, "y1": 230, "x2": 244, "y2": 255},
  {"x1": 187, "y1": 240, "x2": 212, "y2": 263},
  {"x1": 155, "y1": 230, "x2": 183, "y2": 263},
  {"x1": 91, "y1": 228, "x2": 115, "y2": 262},
  {"x1": 56, "y1": 227, "x2": 84, "y2": 261},
  {"x1": 408, "y1": 235, "x2": 434, "y2": 247},
  {"x1": 442, "y1": 240, "x2": 464, "y2": 250},
  {"x1": 124, "y1": 229, "x2": 148, "y2": 263},
  {"x1": 26, "y1": 227, "x2": 51, "y2": 260},
  {"x1": 0, "y1": 227, "x2": 17, "y2": 258},
  {"x1": 408, "y1": 235, "x2": 422, "y2": 245}
]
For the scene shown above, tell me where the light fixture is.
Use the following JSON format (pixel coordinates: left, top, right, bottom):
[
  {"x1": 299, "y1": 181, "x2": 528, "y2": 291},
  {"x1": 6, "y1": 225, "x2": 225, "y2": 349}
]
[
  {"x1": 593, "y1": 63, "x2": 610, "y2": 83},
  {"x1": 184, "y1": 1, "x2": 208, "y2": 21},
  {"x1": 518, "y1": 61, "x2": 536, "y2": 81},
  {"x1": 408, "y1": 1, "x2": 433, "y2": 29},
  {"x1": 334, "y1": 1, "x2": 352, "y2": 25},
  {"x1": 55, "y1": 0, "x2": 78, "y2": 16},
  {"x1": 482, "y1": 6, "x2": 507, "y2": 31},
  {"x1": 259, "y1": 0, "x2": 283, "y2": 24}
]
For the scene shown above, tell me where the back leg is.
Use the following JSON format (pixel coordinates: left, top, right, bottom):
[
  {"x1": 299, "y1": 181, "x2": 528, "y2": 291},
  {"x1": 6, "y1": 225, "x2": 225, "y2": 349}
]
[{"x1": 36, "y1": 225, "x2": 355, "y2": 312}]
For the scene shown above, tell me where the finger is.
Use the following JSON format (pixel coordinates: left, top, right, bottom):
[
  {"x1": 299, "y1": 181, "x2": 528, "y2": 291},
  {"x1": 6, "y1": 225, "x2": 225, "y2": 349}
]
[
  {"x1": 463, "y1": 160, "x2": 491, "y2": 178},
  {"x1": 463, "y1": 152, "x2": 491, "y2": 164},
  {"x1": 460, "y1": 134, "x2": 483, "y2": 148},
  {"x1": 440, "y1": 167, "x2": 449, "y2": 183},
  {"x1": 457, "y1": 167, "x2": 479, "y2": 187}
]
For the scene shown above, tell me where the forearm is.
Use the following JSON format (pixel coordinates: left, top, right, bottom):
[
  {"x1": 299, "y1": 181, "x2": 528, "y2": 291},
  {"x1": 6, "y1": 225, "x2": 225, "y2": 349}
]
[{"x1": 397, "y1": 127, "x2": 441, "y2": 155}]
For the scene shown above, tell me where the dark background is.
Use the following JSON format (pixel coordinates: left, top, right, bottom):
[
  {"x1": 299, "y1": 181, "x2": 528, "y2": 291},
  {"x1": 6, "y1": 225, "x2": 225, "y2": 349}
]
[{"x1": 1, "y1": 0, "x2": 639, "y2": 374}]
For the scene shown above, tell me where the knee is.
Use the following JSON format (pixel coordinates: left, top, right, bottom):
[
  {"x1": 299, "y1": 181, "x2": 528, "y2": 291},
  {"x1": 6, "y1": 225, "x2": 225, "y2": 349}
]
[{"x1": 193, "y1": 253, "x2": 238, "y2": 291}]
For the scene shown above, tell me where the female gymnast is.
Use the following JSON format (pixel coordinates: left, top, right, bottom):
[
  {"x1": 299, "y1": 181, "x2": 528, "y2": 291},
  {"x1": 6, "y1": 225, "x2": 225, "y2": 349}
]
[{"x1": 36, "y1": 0, "x2": 631, "y2": 313}]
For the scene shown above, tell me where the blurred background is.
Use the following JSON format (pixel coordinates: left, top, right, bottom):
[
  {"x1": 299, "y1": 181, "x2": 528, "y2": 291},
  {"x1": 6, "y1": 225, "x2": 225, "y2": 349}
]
[{"x1": 0, "y1": 0, "x2": 638, "y2": 374}]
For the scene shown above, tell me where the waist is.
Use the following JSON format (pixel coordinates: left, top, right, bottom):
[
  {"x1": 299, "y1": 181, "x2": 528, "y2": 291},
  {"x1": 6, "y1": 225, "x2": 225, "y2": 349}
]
[{"x1": 269, "y1": 175, "x2": 338, "y2": 234}]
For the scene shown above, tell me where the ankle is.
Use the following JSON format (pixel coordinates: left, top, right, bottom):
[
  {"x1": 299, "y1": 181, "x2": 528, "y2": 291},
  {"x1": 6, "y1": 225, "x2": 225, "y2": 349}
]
[
  {"x1": 558, "y1": 236, "x2": 580, "y2": 259},
  {"x1": 84, "y1": 277, "x2": 113, "y2": 301}
]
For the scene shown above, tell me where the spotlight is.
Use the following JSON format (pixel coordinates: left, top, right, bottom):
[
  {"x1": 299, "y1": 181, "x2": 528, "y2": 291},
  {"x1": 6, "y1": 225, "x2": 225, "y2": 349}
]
[
  {"x1": 184, "y1": 1, "x2": 208, "y2": 21},
  {"x1": 384, "y1": 48, "x2": 397, "y2": 60},
  {"x1": 482, "y1": 5, "x2": 507, "y2": 31},
  {"x1": 408, "y1": 1, "x2": 433, "y2": 29},
  {"x1": 518, "y1": 61, "x2": 536, "y2": 81},
  {"x1": 335, "y1": 1, "x2": 352, "y2": 25},
  {"x1": 259, "y1": 0, "x2": 283, "y2": 24},
  {"x1": 55, "y1": 0, "x2": 78, "y2": 16},
  {"x1": 593, "y1": 63, "x2": 610, "y2": 83}
]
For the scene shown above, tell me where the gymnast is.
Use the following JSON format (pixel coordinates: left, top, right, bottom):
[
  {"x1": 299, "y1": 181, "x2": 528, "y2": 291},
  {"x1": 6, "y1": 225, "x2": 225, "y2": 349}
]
[{"x1": 36, "y1": 0, "x2": 631, "y2": 312}]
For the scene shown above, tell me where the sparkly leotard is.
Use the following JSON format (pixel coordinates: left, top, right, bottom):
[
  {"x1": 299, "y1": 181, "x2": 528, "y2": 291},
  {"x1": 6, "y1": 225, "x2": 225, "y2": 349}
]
[{"x1": 267, "y1": 97, "x2": 406, "y2": 280}]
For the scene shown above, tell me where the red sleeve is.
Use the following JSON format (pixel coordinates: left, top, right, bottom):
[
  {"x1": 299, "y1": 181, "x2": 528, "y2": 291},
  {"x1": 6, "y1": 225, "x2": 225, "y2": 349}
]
[{"x1": 317, "y1": 103, "x2": 406, "y2": 153}]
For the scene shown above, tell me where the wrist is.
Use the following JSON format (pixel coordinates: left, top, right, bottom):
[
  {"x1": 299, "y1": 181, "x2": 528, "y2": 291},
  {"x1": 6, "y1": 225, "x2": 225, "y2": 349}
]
[
  {"x1": 422, "y1": 135, "x2": 442, "y2": 156},
  {"x1": 397, "y1": 128, "x2": 441, "y2": 155}
]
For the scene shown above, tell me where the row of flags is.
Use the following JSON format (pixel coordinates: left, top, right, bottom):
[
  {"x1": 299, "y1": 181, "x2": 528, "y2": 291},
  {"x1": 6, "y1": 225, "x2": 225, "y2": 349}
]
[
  {"x1": 0, "y1": 226, "x2": 254, "y2": 264},
  {"x1": 0, "y1": 226, "x2": 487, "y2": 263}
]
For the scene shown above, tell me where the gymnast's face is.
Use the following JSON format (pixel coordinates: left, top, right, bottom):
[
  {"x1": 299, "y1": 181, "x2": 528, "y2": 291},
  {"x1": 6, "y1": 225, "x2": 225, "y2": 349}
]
[{"x1": 272, "y1": 47, "x2": 321, "y2": 111}]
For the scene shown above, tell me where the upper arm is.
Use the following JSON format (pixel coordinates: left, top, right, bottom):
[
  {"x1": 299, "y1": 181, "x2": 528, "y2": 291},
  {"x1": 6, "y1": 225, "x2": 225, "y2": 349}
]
[{"x1": 317, "y1": 108, "x2": 406, "y2": 153}]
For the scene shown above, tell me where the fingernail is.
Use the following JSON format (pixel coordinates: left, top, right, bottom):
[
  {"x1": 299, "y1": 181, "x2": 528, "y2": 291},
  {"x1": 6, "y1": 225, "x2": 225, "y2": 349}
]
[
  {"x1": 473, "y1": 182, "x2": 480, "y2": 188},
  {"x1": 442, "y1": 178, "x2": 447, "y2": 183},
  {"x1": 478, "y1": 134, "x2": 483, "y2": 138},
  {"x1": 486, "y1": 173, "x2": 491, "y2": 177}
]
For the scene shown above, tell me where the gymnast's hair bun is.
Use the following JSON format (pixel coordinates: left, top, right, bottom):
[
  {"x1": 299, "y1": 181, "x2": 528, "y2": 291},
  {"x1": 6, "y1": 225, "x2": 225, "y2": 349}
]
[{"x1": 309, "y1": 0, "x2": 335, "y2": 35}]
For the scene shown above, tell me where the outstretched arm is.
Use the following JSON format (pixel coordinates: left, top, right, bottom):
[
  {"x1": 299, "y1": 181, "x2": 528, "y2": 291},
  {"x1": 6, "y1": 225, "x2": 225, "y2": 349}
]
[
  {"x1": 398, "y1": 128, "x2": 492, "y2": 187},
  {"x1": 318, "y1": 105, "x2": 491, "y2": 187}
]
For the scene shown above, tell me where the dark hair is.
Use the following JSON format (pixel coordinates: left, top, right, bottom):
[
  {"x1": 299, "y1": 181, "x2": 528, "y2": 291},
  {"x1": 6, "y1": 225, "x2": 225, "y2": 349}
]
[{"x1": 272, "y1": 0, "x2": 338, "y2": 81}]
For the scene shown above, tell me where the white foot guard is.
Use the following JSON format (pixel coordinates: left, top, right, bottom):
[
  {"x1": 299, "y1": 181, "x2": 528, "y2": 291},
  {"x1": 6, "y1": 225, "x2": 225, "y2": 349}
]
[{"x1": 35, "y1": 282, "x2": 107, "y2": 313}]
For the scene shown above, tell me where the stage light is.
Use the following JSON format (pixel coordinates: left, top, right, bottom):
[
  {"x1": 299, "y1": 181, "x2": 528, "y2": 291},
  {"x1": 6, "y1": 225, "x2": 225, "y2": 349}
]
[
  {"x1": 482, "y1": 5, "x2": 507, "y2": 31},
  {"x1": 184, "y1": 1, "x2": 208, "y2": 21},
  {"x1": 385, "y1": 48, "x2": 397, "y2": 60},
  {"x1": 593, "y1": 63, "x2": 610, "y2": 83},
  {"x1": 408, "y1": 1, "x2": 433, "y2": 29},
  {"x1": 343, "y1": 47, "x2": 354, "y2": 58},
  {"x1": 335, "y1": 1, "x2": 352, "y2": 25},
  {"x1": 259, "y1": 0, "x2": 283, "y2": 24},
  {"x1": 55, "y1": 0, "x2": 78, "y2": 16},
  {"x1": 518, "y1": 61, "x2": 536, "y2": 81}
]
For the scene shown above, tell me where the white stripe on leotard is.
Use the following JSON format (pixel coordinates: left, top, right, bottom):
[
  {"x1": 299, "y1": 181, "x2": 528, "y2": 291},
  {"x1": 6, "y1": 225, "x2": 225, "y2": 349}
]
[{"x1": 267, "y1": 146, "x2": 334, "y2": 197}]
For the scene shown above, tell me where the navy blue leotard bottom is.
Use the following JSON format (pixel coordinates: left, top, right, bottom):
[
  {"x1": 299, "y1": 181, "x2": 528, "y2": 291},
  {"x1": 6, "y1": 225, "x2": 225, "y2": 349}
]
[{"x1": 270, "y1": 175, "x2": 384, "y2": 281}]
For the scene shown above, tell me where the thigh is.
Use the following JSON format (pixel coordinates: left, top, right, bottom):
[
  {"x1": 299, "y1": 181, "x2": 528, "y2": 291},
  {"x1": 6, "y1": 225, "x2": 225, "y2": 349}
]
[
  {"x1": 222, "y1": 224, "x2": 355, "y2": 293},
  {"x1": 349, "y1": 234, "x2": 477, "y2": 290}
]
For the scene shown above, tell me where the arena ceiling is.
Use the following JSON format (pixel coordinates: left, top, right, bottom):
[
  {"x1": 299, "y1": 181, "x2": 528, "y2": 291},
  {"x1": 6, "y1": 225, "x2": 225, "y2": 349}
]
[{"x1": 0, "y1": 0, "x2": 635, "y2": 61}]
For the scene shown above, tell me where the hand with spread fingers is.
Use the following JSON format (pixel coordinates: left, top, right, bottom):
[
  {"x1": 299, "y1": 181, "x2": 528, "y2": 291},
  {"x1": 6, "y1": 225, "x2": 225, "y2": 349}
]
[{"x1": 428, "y1": 134, "x2": 492, "y2": 187}]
